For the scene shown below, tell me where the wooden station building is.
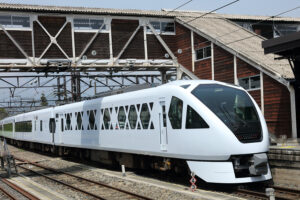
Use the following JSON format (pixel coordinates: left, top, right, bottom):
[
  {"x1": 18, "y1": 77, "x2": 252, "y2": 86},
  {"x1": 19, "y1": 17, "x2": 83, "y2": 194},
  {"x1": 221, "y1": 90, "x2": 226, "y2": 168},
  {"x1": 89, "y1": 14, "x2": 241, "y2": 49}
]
[{"x1": 0, "y1": 3, "x2": 299, "y2": 138}]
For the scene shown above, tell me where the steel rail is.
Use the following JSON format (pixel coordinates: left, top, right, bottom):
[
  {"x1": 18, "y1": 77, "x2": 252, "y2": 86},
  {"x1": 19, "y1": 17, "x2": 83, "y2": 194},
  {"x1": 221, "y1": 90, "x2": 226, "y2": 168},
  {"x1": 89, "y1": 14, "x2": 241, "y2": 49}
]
[
  {"x1": 236, "y1": 186, "x2": 300, "y2": 200},
  {"x1": 236, "y1": 188, "x2": 268, "y2": 199},
  {"x1": 1, "y1": 178, "x2": 40, "y2": 200},
  {"x1": 15, "y1": 157, "x2": 153, "y2": 200},
  {"x1": 17, "y1": 165, "x2": 109, "y2": 200},
  {"x1": 0, "y1": 181, "x2": 18, "y2": 200},
  {"x1": 273, "y1": 186, "x2": 300, "y2": 200}
]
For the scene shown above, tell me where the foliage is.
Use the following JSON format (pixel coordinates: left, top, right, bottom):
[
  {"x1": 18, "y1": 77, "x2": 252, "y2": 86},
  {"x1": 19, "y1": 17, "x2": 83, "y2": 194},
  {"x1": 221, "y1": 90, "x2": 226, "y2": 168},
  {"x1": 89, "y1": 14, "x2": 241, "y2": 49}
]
[
  {"x1": 40, "y1": 93, "x2": 48, "y2": 106},
  {"x1": 0, "y1": 107, "x2": 8, "y2": 120}
]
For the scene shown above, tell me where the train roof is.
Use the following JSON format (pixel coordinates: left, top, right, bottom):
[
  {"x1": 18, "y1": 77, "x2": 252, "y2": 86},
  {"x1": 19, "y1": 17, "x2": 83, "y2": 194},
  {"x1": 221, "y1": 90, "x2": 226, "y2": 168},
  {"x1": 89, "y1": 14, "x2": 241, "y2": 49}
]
[
  {"x1": 165, "y1": 80, "x2": 242, "y2": 90},
  {"x1": 0, "y1": 80, "x2": 244, "y2": 122}
]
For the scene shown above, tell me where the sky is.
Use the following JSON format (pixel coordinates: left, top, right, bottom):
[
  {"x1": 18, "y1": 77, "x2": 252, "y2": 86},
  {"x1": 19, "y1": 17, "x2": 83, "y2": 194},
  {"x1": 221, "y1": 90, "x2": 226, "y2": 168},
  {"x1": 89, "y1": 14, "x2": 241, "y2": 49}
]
[{"x1": 0, "y1": 0, "x2": 299, "y2": 17}]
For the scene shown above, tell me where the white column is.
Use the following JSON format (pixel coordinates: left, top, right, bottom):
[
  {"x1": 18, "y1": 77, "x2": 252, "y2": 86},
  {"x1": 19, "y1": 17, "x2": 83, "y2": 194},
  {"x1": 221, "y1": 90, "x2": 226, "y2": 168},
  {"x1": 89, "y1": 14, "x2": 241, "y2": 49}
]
[
  {"x1": 234, "y1": 55, "x2": 238, "y2": 85},
  {"x1": 191, "y1": 30, "x2": 195, "y2": 72},
  {"x1": 69, "y1": 17, "x2": 76, "y2": 63},
  {"x1": 260, "y1": 71, "x2": 264, "y2": 115},
  {"x1": 143, "y1": 25, "x2": 148, "y2": 63},
  {"x1": 108, "y1": 18, "x2": 113, "y2": 63},
  {"x1": 211, "y1": 43, "x2": 214, "y2": 80},
  {"x1": 288, "y1": 84, "x2": 297, "y2": 138},
  {"x1": 30, "y1": 15, "x2": 36, "y2": 64}
]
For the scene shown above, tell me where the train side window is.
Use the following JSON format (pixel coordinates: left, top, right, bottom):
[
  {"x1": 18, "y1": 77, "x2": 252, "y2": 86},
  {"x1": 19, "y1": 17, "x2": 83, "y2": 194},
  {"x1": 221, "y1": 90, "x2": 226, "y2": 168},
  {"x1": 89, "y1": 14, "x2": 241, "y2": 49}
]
[
  {"x1": 186, "y1": 105, "x2": 209, "y2": 129},
  {"x1": 103, "y1": 108, "x2": 110, "y2": 130},
  {"x1": 75, "y1": 112, "x2": 83, "y2": 130},
  {"x1": 93, "y1": 110, "x2": 97, "y2": 130},
  {"x1": 118, "y1": 106, "x2": 126, "y2": 130},
  {"x1": 128, "y1": 105, "x2": 137, "y2": 129},
  {"x1": 140, "y1": 103, "x2": 150, "y2": 129},
  {"x1": 88, "y1": 110, "x2": 97, "y2": 130},
  {"x1": 49, "y1": 118, "x2": 56, "y2": 133},
  {"x1": 4, "y1": 123, "x2": 13, "y2": 132},
  {"x1": 61, "y1": 118, "x2": 64, "y2": 132},
  {"x1": 168, "y1": 96, "x2": 183, "y2": 129},
  {"x1": 66, "y1": 113, "x2": 72, "y2": 130},
  {"x1": 40, "y1": 120, "x2": 43, "y2": 131},
  {"x1": 149, "y1": 102, "x2": 154, "y2": 110},
  {"x1": 15, "y1": 121, "x2": 32, "y2": 132}
]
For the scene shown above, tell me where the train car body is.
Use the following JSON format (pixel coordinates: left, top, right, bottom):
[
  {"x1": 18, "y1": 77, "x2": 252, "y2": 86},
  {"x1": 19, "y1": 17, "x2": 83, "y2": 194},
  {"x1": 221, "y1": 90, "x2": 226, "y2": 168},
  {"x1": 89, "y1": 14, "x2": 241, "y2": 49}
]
[{"x1": 0, "y1": 80, "x2": 272, "y2": 183}]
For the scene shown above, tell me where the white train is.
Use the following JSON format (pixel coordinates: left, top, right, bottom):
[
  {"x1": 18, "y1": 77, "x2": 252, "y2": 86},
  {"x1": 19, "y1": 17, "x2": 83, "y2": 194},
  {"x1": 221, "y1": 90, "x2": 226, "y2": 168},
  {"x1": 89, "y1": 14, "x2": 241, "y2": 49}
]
[{"x1": 0, "y1": 80, "x2": 272, "y2": 183}]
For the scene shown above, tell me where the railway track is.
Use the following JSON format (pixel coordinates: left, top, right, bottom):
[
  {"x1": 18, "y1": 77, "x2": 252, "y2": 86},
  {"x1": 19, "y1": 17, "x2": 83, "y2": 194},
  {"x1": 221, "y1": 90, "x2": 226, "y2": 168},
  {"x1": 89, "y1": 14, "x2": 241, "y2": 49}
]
[
  {"x1": 0, "y1": 178, "x2": 40, "y2": 200},
  {"x1": 235, "y1": 188, "x2": 268, "y2": 200},
  {"x1": 273, "y1": 186, "x2": 300, "y2": 200},
  {"x1": 233, "y1": 186, "x2": 300, "y2": 200},
  {"x1": 14, "y1": 156, "x2": 153, "y2": 200}
]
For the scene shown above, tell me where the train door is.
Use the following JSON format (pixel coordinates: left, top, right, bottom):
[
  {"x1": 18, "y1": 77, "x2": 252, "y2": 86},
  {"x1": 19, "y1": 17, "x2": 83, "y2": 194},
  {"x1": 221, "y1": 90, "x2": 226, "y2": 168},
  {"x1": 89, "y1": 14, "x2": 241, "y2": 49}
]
[
  {"x1": 49, "y1": 118, "x2": 56, "y2": 144},
  {"x1": 159, "y1": 100, "x2": 168, "y2": 151},
  {"x1": 58, "y1": 114, "x2": 64, "y2": 144}
]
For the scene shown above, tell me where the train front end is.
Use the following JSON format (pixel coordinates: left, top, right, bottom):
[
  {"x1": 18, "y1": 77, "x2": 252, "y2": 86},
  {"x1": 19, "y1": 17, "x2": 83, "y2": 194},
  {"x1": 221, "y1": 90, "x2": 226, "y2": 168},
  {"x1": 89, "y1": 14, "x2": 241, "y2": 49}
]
[{"x1": 186, "y1": 83, "x2": 272, "y2": 183}]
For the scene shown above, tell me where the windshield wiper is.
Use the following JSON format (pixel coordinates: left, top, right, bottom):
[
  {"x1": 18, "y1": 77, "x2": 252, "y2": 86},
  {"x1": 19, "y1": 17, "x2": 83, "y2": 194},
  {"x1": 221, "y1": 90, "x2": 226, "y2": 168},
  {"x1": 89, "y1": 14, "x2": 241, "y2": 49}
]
[{"x1": 219, "y1": 103, "x2": 239, "y2": 131}]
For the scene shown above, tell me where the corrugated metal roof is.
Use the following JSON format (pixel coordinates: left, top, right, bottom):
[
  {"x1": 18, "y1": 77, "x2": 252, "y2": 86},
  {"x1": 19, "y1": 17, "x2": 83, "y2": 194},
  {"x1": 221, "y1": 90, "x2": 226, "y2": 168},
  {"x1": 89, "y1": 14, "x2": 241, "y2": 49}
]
[
  {"x1": 170, "y1": 10, "x2": 300, "y2": 22},
  {"x1": 176, "y1": 13, "x2": 294, "y2": 79},
  {"x1": 0, "y1": 3, "x2": 176, "y2": 17},
  {"x1": 215, "y1": 13, "x2": 300, "y2": 22},
  {"x1": 1, "y1": 3, "x2": 300, "y2": 22}
]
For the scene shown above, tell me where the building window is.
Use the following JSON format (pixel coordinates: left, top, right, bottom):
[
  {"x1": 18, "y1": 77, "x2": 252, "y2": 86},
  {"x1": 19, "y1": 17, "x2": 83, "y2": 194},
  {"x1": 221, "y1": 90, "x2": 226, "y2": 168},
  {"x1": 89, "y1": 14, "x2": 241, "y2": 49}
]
[
  {"x1": 273, "y1": 24, "x2": 299, "y2": 37},
  {"x1": 195, "y1": 46, "x2": 211, "y2": 60},
  {"x1": 239, "y1": 75, "x2": 260, "y2": 90},
  {"x1": 147, "y1": 21, "x2": 175, "y2": 34},
  {"x1": 0, "y1": 15, "x2": 30, "y2": 28},
  {"x1": 73, "y1": 18, "x2": 106, "y2": 31},
  {"x1": 168, "y1": 96, "x2": 183, "y2": 129}
]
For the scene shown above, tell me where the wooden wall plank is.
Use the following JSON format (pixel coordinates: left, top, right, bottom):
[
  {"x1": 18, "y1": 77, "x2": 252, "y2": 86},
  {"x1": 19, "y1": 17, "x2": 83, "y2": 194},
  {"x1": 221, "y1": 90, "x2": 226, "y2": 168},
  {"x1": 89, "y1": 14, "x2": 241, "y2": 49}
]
[
  {"x1": 264, "y1": 74, "x2": 292, "y2": 137},
  {"x1": 214, "y1": 45, "x2": 234, "y2": 83},
  {"x1": 0, "y1": 30, "x2": 32, "y2": 58}
]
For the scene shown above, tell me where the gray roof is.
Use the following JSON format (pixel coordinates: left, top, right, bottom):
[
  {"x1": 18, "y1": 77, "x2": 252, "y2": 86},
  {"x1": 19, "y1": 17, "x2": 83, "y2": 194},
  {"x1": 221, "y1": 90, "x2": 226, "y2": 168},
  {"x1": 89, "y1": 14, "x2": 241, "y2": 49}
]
[
  {"x1": 170, "y1": 10, "x2": 300, "y2": 22},
  {"x1": 176, "y1": 13, "x2": 294, "y2": 79},
  {"x1": 0, "y1": 3, "x2": 174, "y2": 17},
  {"x1": 1, "y1": 3, "x2": 300, "y2": 22}
]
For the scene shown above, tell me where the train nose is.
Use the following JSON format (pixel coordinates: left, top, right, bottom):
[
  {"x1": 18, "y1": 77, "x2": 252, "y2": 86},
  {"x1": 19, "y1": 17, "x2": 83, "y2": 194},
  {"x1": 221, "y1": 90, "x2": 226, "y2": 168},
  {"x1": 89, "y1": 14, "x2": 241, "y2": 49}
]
[{"x1": 249, "y1": 153, "x2": 268, "y2": 175}]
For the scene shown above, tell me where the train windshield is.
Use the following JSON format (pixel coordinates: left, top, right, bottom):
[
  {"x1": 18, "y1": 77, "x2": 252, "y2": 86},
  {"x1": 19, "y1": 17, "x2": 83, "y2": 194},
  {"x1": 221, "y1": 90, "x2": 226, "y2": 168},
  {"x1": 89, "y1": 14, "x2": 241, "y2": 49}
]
[{"x1": 192, "y1": 84, "x2": 262, "y2": 143}]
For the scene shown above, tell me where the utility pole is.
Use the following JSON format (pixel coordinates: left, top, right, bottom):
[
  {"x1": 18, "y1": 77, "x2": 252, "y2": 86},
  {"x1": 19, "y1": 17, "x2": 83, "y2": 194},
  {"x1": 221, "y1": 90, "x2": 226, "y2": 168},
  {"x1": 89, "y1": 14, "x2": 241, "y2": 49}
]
[
  {"x1": 71, "y1": 72, "x2": 81, "y2": 102},
  {"x1": 63, "y1": 75, "x2": 67, "y2": 103},
  {"x1": 57, "y1": 76, "x2": 61, "y2": 103}
]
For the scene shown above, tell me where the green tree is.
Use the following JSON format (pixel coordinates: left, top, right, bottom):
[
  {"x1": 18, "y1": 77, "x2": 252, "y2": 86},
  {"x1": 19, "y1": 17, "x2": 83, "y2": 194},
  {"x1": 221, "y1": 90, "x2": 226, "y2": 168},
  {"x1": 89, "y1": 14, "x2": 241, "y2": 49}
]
[
  {"x1": 0, "y1": 107, "x2": 8, "y2": 120},
  {"x1": 40, "y1": 93, "x2": 48, "y2": 106}
]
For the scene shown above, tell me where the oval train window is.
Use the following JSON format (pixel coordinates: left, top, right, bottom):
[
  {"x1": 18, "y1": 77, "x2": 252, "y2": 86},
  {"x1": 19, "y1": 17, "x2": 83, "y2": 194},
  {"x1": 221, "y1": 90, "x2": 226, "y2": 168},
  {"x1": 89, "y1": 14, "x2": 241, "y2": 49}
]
[{"x1": 168, "y1": 96, "x2": 183, "y2": 129}]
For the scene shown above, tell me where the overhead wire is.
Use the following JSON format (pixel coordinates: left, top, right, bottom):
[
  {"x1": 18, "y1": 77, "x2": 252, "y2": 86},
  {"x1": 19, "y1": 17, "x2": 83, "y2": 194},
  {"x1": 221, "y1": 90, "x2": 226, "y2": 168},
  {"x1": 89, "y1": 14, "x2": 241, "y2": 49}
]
[
  {"x1": 164, "y1": 0, "x2": 193, "y2": 16},
  {"x1": 183, "y1": 0, "x2": 240, "y2": 24},
  {"x1": 178, "y1": 5, "x2": 300, "y2": 51}
]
